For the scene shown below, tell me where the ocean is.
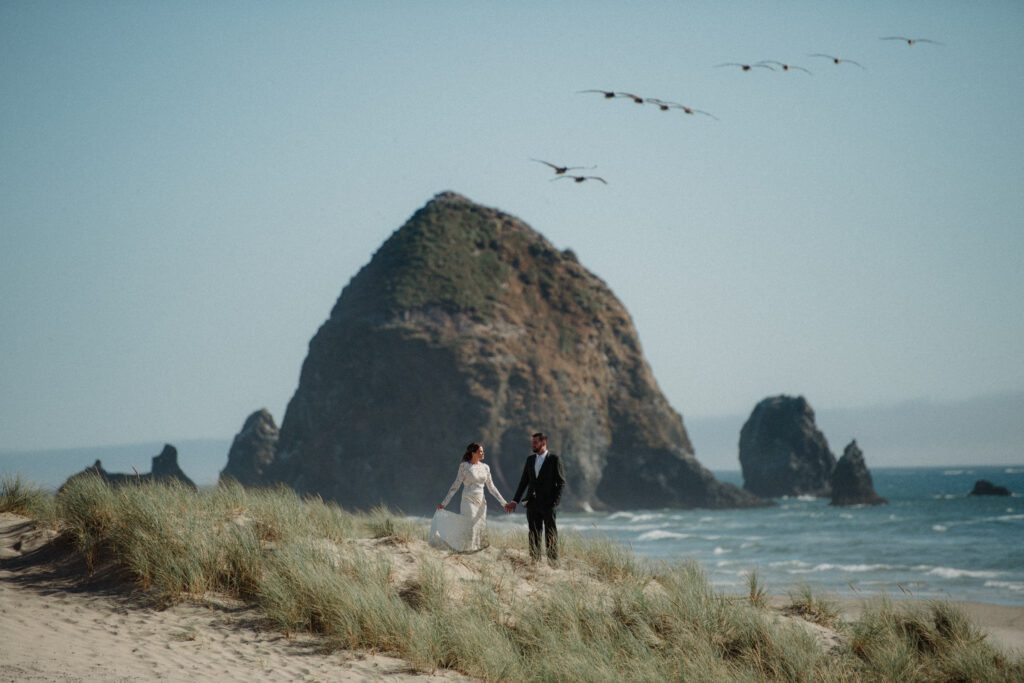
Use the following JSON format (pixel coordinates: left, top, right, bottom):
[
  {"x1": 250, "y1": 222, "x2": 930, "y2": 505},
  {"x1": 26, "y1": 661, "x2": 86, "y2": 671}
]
[{"x1": 491, "y1": 466, "x2": 1024, "y2": 605}]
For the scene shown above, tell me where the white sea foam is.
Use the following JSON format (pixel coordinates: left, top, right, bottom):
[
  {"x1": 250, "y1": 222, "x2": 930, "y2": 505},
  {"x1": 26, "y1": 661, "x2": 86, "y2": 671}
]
[
  {"x1": 712, "y1": 546, "x2": 730, "y2": 555},
  {"x1": 943, "y1": 470, "x2": 965, "y2": 476},
  {"x1": 932, "y1": 525, "x2": 948, "y2": 532},
  {"x1": 926, "y1": 567, "x2": 1001, "y2": 580},
  {"x1": 608, "y1": 512, "x2": 662, "y2": 523},
  {"x1": 770, "y1": 560, "x2": 812, "y2": 568},
  {"x1": 636, "y1": 530, "x2": 689, "y2": 542},
  {"x1": 699, "y1": 516, "x2": 714, "y2": 523},
  {"x1": 1004, "y1": 468, "x2": 1023, "y2": 474},
  {"x1": 839, "y1": 513, "x2": 854, "y2": 519},
  {"x1": 985, "y1": 580, "x2": 1024, "y2": 592},
  {"x1": 995, "y1": 513, "x2": 1024, "y2": 522},
  {"x1": 786, "y1": 565, "x2": 892, "y2": 573}
]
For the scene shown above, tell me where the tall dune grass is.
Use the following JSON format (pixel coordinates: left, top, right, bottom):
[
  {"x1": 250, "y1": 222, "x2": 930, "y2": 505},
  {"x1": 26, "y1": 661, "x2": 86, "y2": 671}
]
[
  {"x1": 0, "y1": 474, "x2": 55, "y2": 521},
  {"x1": 26, "y1": 476, "x2": 1023, "y2": 682}
]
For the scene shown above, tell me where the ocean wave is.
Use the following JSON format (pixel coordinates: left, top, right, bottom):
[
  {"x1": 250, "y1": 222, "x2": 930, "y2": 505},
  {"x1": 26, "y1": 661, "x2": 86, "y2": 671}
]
[
  {"x1": 712, "y1": 546, "x2": 730, "y2": 555},
  {"x1": 607, "y1": 512, "x2": 662, "y2": 523},
  {"x1": 932, "y1": 525, "x2": 948, "y2": 532},
  {"x1": 985, "y1": 580, "x2": 1024, "y2": 592},
  {"x1": 995, "y1": 513, "x2": 1024, "y2": 522},
  {"x1": 839, "y1": 513, "x2": 854, "y2": 519},
  {"x1": 792, "y1": 563, "x2": 897, "y2": 574},
  {"x1": 943, "y1": 470, "x2": 965, "y2": 476},
  {"x1": 925, "y1": 567, "x2": 1001, "y2": 580},
  {"x1": 636, "y1": 530, "x2": 690, "y2": 542},
  {"x1": 1004, "y1": 468, "x2": 1023, "y2": 474},
  {"x1": 932, "y1": 494, "x2": 958, "y2": 500},
  {"x1": 770, "y1": 560, "x2": 812, "y2": 568}
]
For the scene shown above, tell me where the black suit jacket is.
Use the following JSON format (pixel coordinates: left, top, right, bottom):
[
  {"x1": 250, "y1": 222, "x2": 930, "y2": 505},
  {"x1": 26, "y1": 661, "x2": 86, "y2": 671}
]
[{"x1": 513, "y1": 453, "x2": 566, "y2": 510}]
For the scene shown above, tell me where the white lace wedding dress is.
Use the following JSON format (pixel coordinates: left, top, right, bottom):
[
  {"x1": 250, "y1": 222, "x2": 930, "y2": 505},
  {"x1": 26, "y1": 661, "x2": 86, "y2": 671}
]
[{"x1": 430, "y1": 462, "x2": 508, "y2": 552}]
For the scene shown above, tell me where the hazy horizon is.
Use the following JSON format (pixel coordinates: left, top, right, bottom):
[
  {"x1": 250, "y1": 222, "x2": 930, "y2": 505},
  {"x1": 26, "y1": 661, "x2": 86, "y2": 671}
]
[{"x1": 2, "y1": 3, "x2": 1022, "y2": 454}]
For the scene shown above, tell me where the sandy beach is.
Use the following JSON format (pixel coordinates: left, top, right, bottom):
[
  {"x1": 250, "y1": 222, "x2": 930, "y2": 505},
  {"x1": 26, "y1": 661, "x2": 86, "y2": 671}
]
[
  {"x1": 0, "y1": 514, "x2": 469, "y2": 682},
  {"x1": 2, "y1": 512, "x2": 1021, "y2": 681}
]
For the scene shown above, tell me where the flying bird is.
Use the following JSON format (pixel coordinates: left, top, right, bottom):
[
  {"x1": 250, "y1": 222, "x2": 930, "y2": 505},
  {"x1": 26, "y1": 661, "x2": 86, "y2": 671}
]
[
  {"x1": 576, "y1": 89, "x2": 621, "y2": 99},
  {"x1": 645, "y1": 99, "x2": 718, "y2": 120},
  {"x1": 757, "y1": 60, "x2": 812, "y2": 75},
  {"x1": 808, "y1": 54, "x2": 866, "y2": 69},
  {"x1": 531, "y1": 159, "x2": 596, "y2": 175},
  {"x1": 552, "y1": 175, "x2": 607, "y2": 185},
  {"x1": 616, "y1": 92, "x2": 645, "y2": 104},
  {"x1": 880, "y1": 36, "x2": 943, "y2": 46},
  {"x1": 715, "y1": 62, "x2": 774, "y2": 71}
]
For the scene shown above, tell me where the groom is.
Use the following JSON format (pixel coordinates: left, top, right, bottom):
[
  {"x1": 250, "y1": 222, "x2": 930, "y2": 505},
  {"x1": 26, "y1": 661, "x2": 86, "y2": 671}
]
[{"x1": 505, "y1": 432, "x2": 566, "y2": 563}]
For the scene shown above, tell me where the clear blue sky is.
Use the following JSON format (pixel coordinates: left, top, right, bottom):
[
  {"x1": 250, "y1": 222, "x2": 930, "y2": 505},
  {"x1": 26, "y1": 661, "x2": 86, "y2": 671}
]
[{"x1": 2, "y1": 2, "x2": 1022, "y2": 451}]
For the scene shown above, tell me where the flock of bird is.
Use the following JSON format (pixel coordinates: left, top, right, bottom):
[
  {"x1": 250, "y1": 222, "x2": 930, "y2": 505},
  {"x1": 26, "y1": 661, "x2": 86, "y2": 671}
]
[{"x1": 534, "y1": 36, "x2": 942, "y2": 186}]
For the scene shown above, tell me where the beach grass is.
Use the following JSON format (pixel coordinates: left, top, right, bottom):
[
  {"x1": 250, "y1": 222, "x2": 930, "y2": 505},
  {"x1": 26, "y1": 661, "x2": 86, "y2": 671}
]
[
  {"x1": 0, "y1": 474, "x2": 56, "y2": 521},
  {"x1": 28, "y1": 475, "x2": 1024, "y2": 681}
]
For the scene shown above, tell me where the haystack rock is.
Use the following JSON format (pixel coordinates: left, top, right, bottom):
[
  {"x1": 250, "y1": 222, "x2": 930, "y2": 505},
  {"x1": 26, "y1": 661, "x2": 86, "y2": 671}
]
[
  {"x1": 830, "y1": 440, "x2": 887, "y2": 506},
  {"x1": 60, "y1": 444, "x2": 196, "y2": 491},
  {"x1": 259, "y1": 192, "x2": 764, "y2": 512},
  {"x1": 969, "y1": 480, "x2": 1012, "y2": 496},
  {"x1": 739, "y1": 395, "x2": 836, "y2": 498},
  {"x1": 220, "y1": 409, "x2": 280, "y2": 486}
]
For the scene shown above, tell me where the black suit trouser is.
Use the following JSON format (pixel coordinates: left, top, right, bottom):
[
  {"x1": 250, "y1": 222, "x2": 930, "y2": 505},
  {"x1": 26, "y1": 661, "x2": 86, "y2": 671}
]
[{"x1": 526, "y1": 505, "x2": 557, "y2": 560}]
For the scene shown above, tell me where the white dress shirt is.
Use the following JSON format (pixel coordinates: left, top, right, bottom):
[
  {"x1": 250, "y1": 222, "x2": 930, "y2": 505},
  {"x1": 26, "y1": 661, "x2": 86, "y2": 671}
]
[{"x1": 534, "y1": 449, "x2": 548, "y2": 477}]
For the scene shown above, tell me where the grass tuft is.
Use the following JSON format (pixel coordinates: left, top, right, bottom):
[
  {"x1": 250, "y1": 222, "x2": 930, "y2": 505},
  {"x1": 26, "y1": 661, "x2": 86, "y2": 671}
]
[{"x1": 0, "y1": 475, "x2": 55, "y2": 521}]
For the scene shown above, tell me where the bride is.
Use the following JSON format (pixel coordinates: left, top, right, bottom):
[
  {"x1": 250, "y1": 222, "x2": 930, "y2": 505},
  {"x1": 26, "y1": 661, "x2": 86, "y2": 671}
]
[{"x1": 431, "y1": 442, "x2": 508, "y2": 552}]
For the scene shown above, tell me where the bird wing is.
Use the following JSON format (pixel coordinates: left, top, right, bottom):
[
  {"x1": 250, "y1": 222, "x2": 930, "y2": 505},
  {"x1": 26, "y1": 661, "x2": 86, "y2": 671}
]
[
  {"x1": 845, "y1": 59, "x2": 866, "y2": 69},
  {"x1": 807, "y1": 53, "x2": 835, "y2": 59},
  {"x1": 790, "y1": 65, "x2": 813, "y2": 75},
  {"x1": 530, "y1": 159, "x2": 558, "y2": 170},
  {"x1": 714, "y1": 63, "x2": 744, "y2": 68},
  {"x1": 880, "y1": 37, "x2": 910, "y2": 41},
  {"x1": 693, "y1": 109, "x2": 719, "y2": 120},
  {"x1": 577, "y1": 89, "x2": 611, "y2": 94},
  {"x1": 585, "y1": 176, "x2": 608, "y2": 184}
]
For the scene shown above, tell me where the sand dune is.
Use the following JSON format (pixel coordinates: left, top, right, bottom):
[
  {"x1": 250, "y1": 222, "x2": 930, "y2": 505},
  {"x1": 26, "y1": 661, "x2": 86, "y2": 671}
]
[
  {"x1": 0, "y1": 514, "x2": 470, "y2": 682},
  {"x1": 2, "y1": 511, "x2": 1021, "y2": 681}
]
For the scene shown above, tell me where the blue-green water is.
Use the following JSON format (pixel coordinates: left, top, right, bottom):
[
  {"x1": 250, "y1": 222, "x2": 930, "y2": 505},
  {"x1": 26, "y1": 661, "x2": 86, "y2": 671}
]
[{"x1": 491, "y1": 466, "x2": 1024, "y2": 605}]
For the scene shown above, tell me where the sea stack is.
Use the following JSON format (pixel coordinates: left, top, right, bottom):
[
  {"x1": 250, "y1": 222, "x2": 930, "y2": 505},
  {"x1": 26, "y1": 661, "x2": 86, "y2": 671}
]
[
  {"x1": 830, "y1": 440, "x2": 887, "y2": 506},
  {"x1": 969, "y1": 480, "x2": 1012, "y2": 496},
  {"x1": 60, "y1": 444, "x2": 197, "y2": 491},
  {"x1": 739, "y1": 395, "x2": 836, "y2": 498},
  {"x1": 256, "y1": 192, "x2": 764, "y2": 512},
  {"x1": 220, "y1": 409, "x2": 280, "y2": 487}
]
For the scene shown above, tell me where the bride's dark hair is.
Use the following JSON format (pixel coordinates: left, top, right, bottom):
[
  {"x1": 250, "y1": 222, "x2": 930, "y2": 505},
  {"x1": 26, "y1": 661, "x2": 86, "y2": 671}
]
[{"x1": 462, "y1": 442, "x2": 482, "y2": 462}]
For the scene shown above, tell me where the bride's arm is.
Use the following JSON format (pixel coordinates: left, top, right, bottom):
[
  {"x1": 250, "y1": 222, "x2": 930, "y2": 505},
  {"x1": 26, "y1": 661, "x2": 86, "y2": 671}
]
[
  {"x1": 440, "y1": 463, "x2": 466, "y2": 508},
  {"x1": 485, "y1": 465, "x2": 508, "y2": 507}
]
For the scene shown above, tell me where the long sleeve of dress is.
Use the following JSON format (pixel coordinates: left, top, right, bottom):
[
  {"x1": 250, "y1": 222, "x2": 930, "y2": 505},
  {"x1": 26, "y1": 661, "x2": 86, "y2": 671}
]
[
  {"x1": 485, "y1": 466, "x2": 508, "y2": 507},
  {"x1": 441, "y1": 463, "x2": 466, "y2": 507}
]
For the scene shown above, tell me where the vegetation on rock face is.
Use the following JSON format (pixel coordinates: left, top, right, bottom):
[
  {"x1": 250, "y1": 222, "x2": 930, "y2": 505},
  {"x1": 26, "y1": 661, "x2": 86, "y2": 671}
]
[{"x1": 23, "y1": 478, "x2": 1023, "y2": 682}]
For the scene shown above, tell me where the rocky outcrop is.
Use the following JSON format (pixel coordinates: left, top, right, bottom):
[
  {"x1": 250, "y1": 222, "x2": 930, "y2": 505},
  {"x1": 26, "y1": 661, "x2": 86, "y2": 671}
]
[
  {"x1": 219, "y1": 409, "x2": 280, "y2": 487},
  {"x1": 256, "y1": 192, "x2": 764, "y2": 512},
  {"x1": 739, "y1": 395, "x2": 836, "y2": 498},
  {"x1": 830, "y1": 440, "x2": 887, "y2": 506},
  {"x1": 969, "y1": 480, "x2": 1012, "y2": 496},
  {"x1": 60, "y1": 444, "x2": 196, "y2": 491}
]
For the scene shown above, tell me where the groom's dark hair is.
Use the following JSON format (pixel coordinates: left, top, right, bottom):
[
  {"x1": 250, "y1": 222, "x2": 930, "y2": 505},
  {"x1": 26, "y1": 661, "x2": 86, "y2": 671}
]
[{"x1": 532, "y1": 432, "x2": 547, "y2": 442}]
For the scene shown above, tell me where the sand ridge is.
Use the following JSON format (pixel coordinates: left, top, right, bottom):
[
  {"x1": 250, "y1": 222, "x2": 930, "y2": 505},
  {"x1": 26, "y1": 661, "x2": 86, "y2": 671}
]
[{"x1": 0, "y1": 514, "x2": 472, "y2": 682}]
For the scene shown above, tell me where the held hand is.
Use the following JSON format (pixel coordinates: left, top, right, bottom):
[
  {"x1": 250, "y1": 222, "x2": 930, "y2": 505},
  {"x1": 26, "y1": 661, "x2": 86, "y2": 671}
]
[
  {"x1": 504, "y1": 502, "x2": 517, "y2": 513},
  {"x1": 437, "y1": 504, "x2": 444, "y2": 510}
]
